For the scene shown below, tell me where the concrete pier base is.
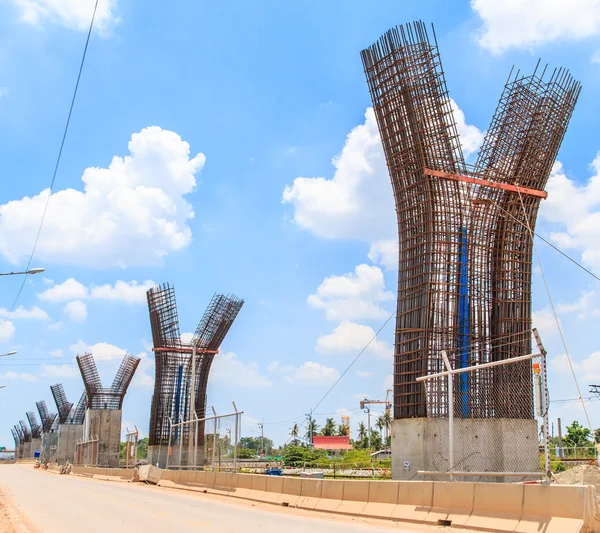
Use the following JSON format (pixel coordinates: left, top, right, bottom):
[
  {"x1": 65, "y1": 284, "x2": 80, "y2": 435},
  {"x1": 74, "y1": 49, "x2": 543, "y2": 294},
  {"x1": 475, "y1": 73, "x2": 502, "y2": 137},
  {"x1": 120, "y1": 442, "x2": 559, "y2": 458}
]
[
  {"x1": 391, "y1": 418, "x2": 539, "y2": 481},
  {"x1": 87, "y1": 409, "x2": 122, "y2": 468},
  {"x1": 41, "y1": 432, "x2": 58, "y2": 463},
  {"x1": 30, "y1": 438, "x2": 42, "y2": 458},
  {"x1": 57, "y1": 424, "x2": 84, "y2": 465},
  {"x1": 21, "y1": 441, "x2": 32, "y2": 458}
]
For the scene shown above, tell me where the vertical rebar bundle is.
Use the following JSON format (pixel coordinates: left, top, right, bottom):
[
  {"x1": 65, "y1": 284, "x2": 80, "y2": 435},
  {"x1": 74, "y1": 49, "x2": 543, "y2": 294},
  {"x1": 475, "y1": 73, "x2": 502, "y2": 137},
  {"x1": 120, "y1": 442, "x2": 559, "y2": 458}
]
[
  {"x1": 19, "y1": 420, "x2": 32, "y2": 442},
  {"x1": 50, "y1": 383, "x2": 87, "y2": 424},
  {"x1": 147, "y1": 283, "x2": 244, "y2": 448},
  {"x1": 36, "y1": 400, "x2": 58, "y2": 433},
  {"x1": 14, "y1": 424, "x2": 24, "y2": 444},
  {"x1": 11, "y1": 427, "x2": 21, "y2": 447},
  {"x1": 76, "y1": 353, "x2": 140, "y2": 410},
  {"x1": 361, "y1": 21, "x2": 580, "y2": 420},
  {"x1": 26, "y1": 411, "x2": 42, "y2": 439}
]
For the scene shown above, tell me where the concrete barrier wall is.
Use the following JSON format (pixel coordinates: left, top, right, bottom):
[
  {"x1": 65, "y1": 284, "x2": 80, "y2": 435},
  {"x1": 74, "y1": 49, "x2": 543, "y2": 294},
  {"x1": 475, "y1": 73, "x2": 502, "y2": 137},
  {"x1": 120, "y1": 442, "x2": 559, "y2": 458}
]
[{"x1": 38, "y1": 465, "x2": 598, "y2": 533}]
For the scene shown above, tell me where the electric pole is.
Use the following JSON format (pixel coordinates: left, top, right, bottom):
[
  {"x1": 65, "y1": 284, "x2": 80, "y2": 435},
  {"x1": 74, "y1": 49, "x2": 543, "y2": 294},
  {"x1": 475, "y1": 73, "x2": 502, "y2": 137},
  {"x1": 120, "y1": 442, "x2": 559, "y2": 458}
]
[
  {"x1": 306, "y1": 412, "x2": 313, "y2": 444},
  {"x1": 258, "y1": 421, "x2": 264, "y2": 455}
]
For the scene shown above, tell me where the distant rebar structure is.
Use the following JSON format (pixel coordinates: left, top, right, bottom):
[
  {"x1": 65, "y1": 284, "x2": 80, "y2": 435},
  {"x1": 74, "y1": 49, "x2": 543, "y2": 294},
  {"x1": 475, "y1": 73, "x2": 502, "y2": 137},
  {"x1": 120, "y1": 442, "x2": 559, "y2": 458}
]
[
  {"x1": 76, "y1": 353, "x2": 140, "y2": 410},
  {"x1": 14, "y1": 424, "x2": 24, "y2": 444},
  {"x1": 147, "y1": 283, "x2": 244, "y2": 449},
  {"x1": 19, "y1": 420, "x2": 32, "y2": 442},
  {"x1": 361, "y1": 21, "x2": 580, "y2": 420},
  {"x1": 26, "y1": 411, "x2": 42, "y2": 439},
  {"x1": 36, "y1": 401, "x2": 58, "y2": 433},
  {"x1": 11, "y1": 427, "x2": 21, "y2": 448},
  {"x1": 50, "y1": 383, "x2": 87, "y2": 424}
]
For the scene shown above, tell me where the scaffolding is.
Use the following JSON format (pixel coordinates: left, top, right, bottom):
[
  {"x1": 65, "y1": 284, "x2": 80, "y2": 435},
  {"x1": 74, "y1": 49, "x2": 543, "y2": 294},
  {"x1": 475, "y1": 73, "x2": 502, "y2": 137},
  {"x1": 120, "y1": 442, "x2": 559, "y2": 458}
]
[
  {"x1": 26, "y1": 411, "x2": 42, "y2": 439},
  {"x1": 76, "y1": 353, "x2": 140, "y2": 410},
  {"x1": 147, "y1": 283, "x2": 244, "y2": 451},
  {"x1": 361, "y1": 21, "x2": 580, "y2": 420}
]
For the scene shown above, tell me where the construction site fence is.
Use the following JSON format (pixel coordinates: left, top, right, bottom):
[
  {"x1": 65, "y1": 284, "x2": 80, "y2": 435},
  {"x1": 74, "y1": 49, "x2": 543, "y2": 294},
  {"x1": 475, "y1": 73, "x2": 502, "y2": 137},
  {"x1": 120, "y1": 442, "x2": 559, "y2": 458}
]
[
  {"x1": 124, "y1": 427, "x2": 138, "y2": 467},
  {"x1": 74, "y1": 435, "x2": 99, "y2": 467},
  {"x1": 165, "y1": 408, "x2": 242, "y2": 471},
  {"x1": 419, "y1": 350, "x2": 550, "y2": 482}
]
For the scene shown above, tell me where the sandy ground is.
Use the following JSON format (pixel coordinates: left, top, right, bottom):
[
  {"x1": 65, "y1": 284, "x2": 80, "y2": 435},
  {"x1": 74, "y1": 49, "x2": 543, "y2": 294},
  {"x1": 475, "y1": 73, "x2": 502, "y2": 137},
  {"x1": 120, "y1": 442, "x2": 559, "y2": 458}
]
[{"x1": 0, "y1": 464, "x2": 458, "y2": 533}]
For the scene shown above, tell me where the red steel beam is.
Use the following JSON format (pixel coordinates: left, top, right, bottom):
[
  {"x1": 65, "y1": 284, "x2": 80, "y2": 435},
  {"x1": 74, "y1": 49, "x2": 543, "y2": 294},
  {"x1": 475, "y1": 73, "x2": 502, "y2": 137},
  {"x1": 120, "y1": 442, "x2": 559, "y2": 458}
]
[{"x1": 424, "y1": 168, "x2": 548, "y2": 199}]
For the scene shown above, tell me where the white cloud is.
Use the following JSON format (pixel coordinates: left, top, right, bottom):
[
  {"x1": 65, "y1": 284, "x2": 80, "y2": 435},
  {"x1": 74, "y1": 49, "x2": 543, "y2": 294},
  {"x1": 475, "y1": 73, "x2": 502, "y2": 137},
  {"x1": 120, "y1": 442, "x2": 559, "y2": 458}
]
[
  {"x1": 6, "y1": 0, "x2": 118, "y2": 34},
  {"x1": 267, "y1": 361, "x2": 279, "y2": 372},
  {"x1": 0, "y1": 370, "x2": 37, "y2": 382},
  {"x1": 540, "y1": 159, "x2": 600, "y2": 271},
  {"x1": 316, "y1": 321, "x2": 392, "y2": 359},
  {"x1": 180, "y1": 332, "x2": 194, "y2": 345},
  {"x1": 552, "y1": 351, "x2": 600, "y2": 382},
  {"x1": 210, "y1": 351, "x2": 272, "y2": 388},
  {"x1": 64, "y1": 300, "x2": 87, "y2": 323},
  {"x1": 383, "y1": 374, "x2": 393, "y2": 391},
  {"x1": 532, "y1": 308, "x2": 561, "y2": 341},
  {"x1": 131, "y1": 353, "x2": 154, "y2": 388},
  {"x1": 450, "y1": 98, "x2": 485, "y2": 158},
  {"x1": 593, "y1": 49, "x2": 600, "y2": 64},
  {"x1": 471, "y1": 0, "x2": 600, "y2": 54},
  {"x1": 0, "y1": 305, "x2": 49, "y2": 320},
  {"x1": 48, "y1": 321, "x2": 62, "y2": 331},
  {"x1": 556, "y1": 288, "x2": 600, "y2": 319},
  {"x1": 368, "y1": 240, "x2": 397, "y2": 271},
  {"x1": 40, "y1": 364, "x2": 78, "y2": 378},
  {"x1": 0, "y1": 127, "x2": 205, "y2": 268},
  {"x1": 356, "y1": 371, "x2": 373, "y2": 378},
  {"x1": 0, "y1": 320, "x2": 15, "y2": 342},
  {"x1": 49, "y1": 349, "x2": 63, "y2": 357},
  {"x1": 286, "y1": 361, "x2": 340, "y2": 384},
  {"x1": 282, "y1": 104, "x2": 483, "y2": 246},
  {"x1": 69, "y1": 339, "x2": 127, "y2": 361},
  {"x1": 89, "y1": 280, "x2": 156, "y2": 303},
  {"x1": 38, "y1": 278, "x2": 87, "y2": 302},
  {"x1": 39, "y1": 278, "x2": 155, "y2": 304},
  {"x1": 308, "y1": 264, "x2": 394, "y2": 322}
]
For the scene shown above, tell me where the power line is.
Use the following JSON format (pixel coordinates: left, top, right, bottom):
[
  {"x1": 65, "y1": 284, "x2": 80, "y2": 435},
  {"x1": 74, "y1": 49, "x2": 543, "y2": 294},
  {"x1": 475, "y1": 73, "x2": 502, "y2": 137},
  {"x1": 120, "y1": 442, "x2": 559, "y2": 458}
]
[
  {"x1": 535, "y1": 233, "x2": 600, "y2": 283},
  {"x1": 9, "y1": 0, "x2": 100, "y2": 311}
]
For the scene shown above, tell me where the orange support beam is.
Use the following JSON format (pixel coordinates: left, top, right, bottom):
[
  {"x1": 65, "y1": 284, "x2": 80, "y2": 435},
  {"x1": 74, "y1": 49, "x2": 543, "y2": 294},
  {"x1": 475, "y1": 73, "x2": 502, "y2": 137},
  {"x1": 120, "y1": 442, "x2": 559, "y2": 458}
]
[{"x1": 424, "y1": 168, "x2": 548, "y2": 199}]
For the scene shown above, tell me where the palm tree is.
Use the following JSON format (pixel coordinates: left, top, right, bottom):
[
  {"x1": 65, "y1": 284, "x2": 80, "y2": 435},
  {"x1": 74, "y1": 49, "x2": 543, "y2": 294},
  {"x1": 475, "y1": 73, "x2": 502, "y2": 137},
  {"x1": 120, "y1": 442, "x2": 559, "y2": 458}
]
[
  {"x1": 321, "y1": 418, "x2": 336, "y2": 436},
  {"x1": 357, "y1": 422, "x2": 367, "y2": 441},
  {"x1": 337, "y1": 424, "x2": 349, "y2": 436},
  {"x1": 305, "y1": 419, "x2": 319, "y2": 442},
  {"x1": 375, "y1": 416, "x2": 385, "y2": 441},
  {"x1": 290, "y1": 423, "x2": 299, "y2": 445}
]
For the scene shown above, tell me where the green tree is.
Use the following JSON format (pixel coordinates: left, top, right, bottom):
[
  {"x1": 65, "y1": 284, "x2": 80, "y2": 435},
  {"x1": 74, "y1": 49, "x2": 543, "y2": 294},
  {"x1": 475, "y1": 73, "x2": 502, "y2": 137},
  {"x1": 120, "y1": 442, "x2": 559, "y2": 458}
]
[
  {"x1": 355, "y1": 422, "x2": 367, "y2": 448},
  {"x1": 240, "y1": 436, "x2": 274, "y2": 454},
  {"x1": 305, "y1": 419, "x2": 319, "y2": 442},
  {"x1": 337, "y1": 424, "x2": 349, "y2": 437},
  {"x1": 321, "y1": 418, "x2": 336, "y2": 436},
  {"x1": 565, "y1": 421, "x2": 592, "y2": 447},
  {"x1": 594, "y1": 428, "x2": 600, "y2": 444},
  {"x1": 290, "y1": 423, "x2": 300, "y2": 445},
  {"x1": 375, "y1": 416, "x2": 385, "y2": 440},
  {"x1": 369, "y1": 429, "x2": 382, "y2": 451},
  {"x1": 137, "y1": 437, "x2": 149, "y2": 459}
]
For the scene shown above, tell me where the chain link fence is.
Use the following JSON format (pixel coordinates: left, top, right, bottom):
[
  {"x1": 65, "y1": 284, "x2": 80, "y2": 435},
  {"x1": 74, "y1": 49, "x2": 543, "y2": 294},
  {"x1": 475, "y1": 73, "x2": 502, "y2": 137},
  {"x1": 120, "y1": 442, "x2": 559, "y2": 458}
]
[
  {"x1": 418, "y1": 349, "x2": 549, "y2": 482},
  {"x1": 124, "y1": 427, "x2": 138, "y2": 467},
  {"x1": 165, "y1": 406, "x2": 242, "y2": 470}
]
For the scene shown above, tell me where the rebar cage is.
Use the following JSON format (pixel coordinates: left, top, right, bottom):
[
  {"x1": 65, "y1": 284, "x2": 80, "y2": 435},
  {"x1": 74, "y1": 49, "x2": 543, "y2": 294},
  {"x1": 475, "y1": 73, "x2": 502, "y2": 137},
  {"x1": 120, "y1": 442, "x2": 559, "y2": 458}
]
[
  {"x1": 361, "y1": 21, "x2": 580, "y2": 420},
  {"x1": 36, "y1": 401, "x2": 58, "y2": 433},
  {"x1": 147, "y1": 283, "x2": 244, "y2": 448},
  {"x1": 76, "y1": 353, "x2": 140, "y2": 410},
  {"x1": 50, "y1": 383, "x2": 87, "y2": 424},
  {"x1": 26, "y1": 411, "x2": 42, "y2": 439}
]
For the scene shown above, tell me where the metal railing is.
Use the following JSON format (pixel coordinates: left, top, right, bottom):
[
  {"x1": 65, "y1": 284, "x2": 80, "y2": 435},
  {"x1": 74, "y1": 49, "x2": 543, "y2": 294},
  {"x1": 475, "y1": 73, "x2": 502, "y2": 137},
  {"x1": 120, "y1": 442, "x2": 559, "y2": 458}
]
[{"x1": 74, "y1": 435, "x2": 99, "y2": 466}]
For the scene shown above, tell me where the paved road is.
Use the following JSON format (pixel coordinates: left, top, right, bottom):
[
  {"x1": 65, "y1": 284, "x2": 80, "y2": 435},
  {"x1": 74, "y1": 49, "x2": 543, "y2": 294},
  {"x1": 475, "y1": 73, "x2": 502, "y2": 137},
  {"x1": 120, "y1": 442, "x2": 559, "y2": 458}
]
[{"x1": 0, "y1": 465, "x2": 449, "y2": 533}]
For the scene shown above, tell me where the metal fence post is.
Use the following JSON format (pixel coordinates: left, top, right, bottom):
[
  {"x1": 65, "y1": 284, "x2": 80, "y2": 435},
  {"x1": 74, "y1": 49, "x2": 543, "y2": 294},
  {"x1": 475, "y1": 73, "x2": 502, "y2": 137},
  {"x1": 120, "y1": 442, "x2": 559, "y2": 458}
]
[
  {"x1": 178, "y1": 415, "x2": 183, "y2": 469},
  {"x1": 233, "y1": 402, "x2": 239, "y2": 472},
  {"x1": 441, "y1": 351, "x2": 454, "y2": 478},
  {"x1": 166, "y1": 417, "x2": 172, "y2": 470},
  {"x1": 211, "y1": 407, "x2": 217, "y2": 470}
]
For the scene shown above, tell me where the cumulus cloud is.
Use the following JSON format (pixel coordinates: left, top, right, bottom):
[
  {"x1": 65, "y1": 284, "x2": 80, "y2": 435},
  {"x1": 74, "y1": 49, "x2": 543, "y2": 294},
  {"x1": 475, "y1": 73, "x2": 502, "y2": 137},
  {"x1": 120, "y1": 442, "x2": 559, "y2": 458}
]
[
  {"x1": 0, "y1": 370, "x2": 37, "y2": 382},
  {"x1": 40, "y1": 364, "x2": 79, "y2": 378},
  {"x1": 38, "y1": 278, "x2": 155, "y2": 304},
  {"x1": 550, "y1": 352, "x2": 600, "y2": 382},
  {"x1": 180, "y1": 332, "x2": 194, "y2": 344},
  {"x1": 282, "y1": 103, "x2": 483, "y2": 247},
  {"x1": 210, "y1": 351, "x2": 272, "y2": 388},
  {"x1": 0, "y1": 306, "x2": 49, "y2": 320},
  {"x1": 316, "y1": 321, "x2": 392, "y2": 359},
  {"x1": 0, "y1": 320, "x2": 15, "y2": 342},
  {"x1": 356, "y1": 371, "x2": 373, "y2": 378},
  {"x1": 286, "y1": 361, "x2": 340, "y2": 384},
  {"x1": 532, "y1": 308, "x2": 561, "y2": 341},
  {"x1": 6, "y1": 0, "x2": 119, "y2": 34},
  {"x1": 308, "y1": 264, "x2": 394, "y2": 322},
  {"x1": 69, "y1": 339, "x2": 127, "y2": 361},
  {"x1": 131, "y1": 353, "x2": 154, "y2": 388},
  {"x1": 0, "y1": 127, "x2": 205, "y2": 268},
  {"x1": 540, "y1": 159, "x2": 600, "y2": 271},
  {"x1": 64, "y1": 300, "x2": 87, "y2": 323},
  {"x1": 367, "y1": 240, "x2": 398, "y2": 272},
  {"x1": 471, "y1": 0, "x2": 600, "y2": 54}
]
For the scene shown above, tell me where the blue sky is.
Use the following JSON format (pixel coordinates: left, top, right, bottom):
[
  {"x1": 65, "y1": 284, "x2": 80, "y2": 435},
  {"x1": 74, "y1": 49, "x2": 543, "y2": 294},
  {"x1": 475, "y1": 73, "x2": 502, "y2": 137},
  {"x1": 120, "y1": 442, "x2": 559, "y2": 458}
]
[{"x1": 1, "y1": 0, "x2": 600, "y2": 448}]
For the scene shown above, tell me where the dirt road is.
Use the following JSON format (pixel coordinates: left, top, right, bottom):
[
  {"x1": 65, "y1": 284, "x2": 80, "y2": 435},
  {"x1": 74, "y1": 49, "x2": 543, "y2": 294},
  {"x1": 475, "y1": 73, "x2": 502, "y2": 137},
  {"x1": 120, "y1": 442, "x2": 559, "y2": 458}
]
[{"x1": 0, "y1": 464, "x2": 463, "y2": 533}]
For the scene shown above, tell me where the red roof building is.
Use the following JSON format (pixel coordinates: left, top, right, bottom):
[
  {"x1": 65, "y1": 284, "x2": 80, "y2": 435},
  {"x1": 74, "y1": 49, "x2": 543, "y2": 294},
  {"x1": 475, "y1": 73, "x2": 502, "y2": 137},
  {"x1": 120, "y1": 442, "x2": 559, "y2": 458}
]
[{"x1": 312, "y1": 436, "x2": 353, "y2": 451}]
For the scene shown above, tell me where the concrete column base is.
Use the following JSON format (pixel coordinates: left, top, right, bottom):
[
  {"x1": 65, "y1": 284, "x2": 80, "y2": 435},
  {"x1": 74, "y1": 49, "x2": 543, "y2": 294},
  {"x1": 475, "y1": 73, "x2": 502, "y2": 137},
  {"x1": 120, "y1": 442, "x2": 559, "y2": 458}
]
[
  {"x1": 87, "y1": 409, "x2": 122, "y2": 468},
  {"x1": 57, "y1": 424, "x2": 84, "y2": 465},
  {"x1": 391, "y1": 418, "x2": 539, "y2": 481}
]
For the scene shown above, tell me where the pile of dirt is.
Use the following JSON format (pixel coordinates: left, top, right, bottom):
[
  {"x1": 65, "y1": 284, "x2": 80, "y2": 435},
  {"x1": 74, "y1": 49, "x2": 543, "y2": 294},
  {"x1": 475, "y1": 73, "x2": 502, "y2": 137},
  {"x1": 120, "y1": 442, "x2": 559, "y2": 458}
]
[{"x1": 555, "y1": 464, "x2": 600, "y2": 491}]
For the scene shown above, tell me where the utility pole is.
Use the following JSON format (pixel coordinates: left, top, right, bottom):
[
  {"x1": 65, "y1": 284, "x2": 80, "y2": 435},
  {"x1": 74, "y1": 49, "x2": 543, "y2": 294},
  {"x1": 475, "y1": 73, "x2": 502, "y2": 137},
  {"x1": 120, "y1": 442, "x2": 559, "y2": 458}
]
[
  {"x1": 258, "y1": 421, "x2": 264, "y2": 455},
  {"x1": 362, "y1": 399, "x2": 371, "y2": 449},
  {"x1": 306, "y1": 412, "x2": 313, "y2": 444}
]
